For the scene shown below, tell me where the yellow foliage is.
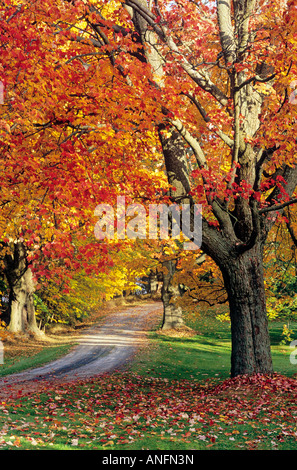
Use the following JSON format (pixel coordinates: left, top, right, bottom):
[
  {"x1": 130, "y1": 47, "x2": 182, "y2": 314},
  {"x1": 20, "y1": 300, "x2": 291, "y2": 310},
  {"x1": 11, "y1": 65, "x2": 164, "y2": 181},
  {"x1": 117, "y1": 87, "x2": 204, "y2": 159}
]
[
  {"x1": 216, "y1": 312, "x2": 230, "y2": 323},
  {"x1": 280, "y1": 323, "x2": 294, "y2": 345}
]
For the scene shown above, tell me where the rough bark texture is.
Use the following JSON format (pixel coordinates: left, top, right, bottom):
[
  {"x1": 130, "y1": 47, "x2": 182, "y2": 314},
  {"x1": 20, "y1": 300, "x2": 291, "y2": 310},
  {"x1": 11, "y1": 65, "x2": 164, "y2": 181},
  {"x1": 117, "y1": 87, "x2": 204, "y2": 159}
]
[
  {"x1": 220, "y1": 244, "x2": 273, "y2": 376},
  {"x1": 4, "y1": 241, "x2": 40, "y2": 335}
]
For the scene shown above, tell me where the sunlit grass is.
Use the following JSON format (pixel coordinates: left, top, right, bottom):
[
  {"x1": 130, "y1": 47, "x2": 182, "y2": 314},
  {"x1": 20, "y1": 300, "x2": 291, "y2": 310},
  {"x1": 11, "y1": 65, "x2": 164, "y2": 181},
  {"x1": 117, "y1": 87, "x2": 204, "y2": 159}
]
[{"x1": 130, "y1": 309, "x2": 297, "y2": 382}]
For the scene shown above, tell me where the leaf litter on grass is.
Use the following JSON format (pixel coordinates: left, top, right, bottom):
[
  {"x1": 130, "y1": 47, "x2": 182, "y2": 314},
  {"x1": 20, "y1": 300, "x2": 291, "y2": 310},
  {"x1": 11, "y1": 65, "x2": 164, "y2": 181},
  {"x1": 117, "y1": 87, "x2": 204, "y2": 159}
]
[{"x1": 0, "y1": 372, "x2": 297, "y2": 450}]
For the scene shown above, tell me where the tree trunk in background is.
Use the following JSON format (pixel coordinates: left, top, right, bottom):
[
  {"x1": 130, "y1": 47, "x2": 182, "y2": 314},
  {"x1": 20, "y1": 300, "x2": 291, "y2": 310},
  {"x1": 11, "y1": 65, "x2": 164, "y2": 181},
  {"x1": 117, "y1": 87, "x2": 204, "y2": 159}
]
[
  {"x1": 4, "y1": 241, "x2": 40, "y2": 335},
  {"x1": 148, "y1": 269, "x2": 162, "y2": 297},
  {"x1": 161, "y1": 258, "x2": 184, "y2": 330},
  {"x1": 158, "y1": 126, "x2": 192, "y2": 329}
]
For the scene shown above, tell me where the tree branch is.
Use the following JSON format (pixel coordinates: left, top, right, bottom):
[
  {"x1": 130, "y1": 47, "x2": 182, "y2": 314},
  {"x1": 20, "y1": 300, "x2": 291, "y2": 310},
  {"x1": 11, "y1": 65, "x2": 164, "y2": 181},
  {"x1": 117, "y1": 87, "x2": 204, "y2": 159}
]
[
  {"x1": 217, "y1": 0, "x2": 236, "y2": 65},
  {"x1": 235, "y1": 73, "x2": 276, "y2": 92},
  {"x1": 169, "y1": 116, "x2": 207, "y2": 169},
  {"x1": 259, "y1": 198, "x2": 297, "y2": 214},
  {"x1": 124, "y1": 0, "x2": 166, "y2": 40},
  {"x1": 181, "y1": 92, "x2": 234, "y2": 147},
  {"x1": 124, "y1": 0, "x2": 229, "y2": 107}
]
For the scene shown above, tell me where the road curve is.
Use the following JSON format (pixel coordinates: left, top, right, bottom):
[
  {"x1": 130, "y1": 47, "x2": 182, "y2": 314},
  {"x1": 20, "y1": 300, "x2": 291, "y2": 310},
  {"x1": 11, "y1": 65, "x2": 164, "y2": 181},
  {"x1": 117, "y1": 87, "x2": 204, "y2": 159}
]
[{"x1": 0, "y1": 302, "x2": 162, "y2": 399}]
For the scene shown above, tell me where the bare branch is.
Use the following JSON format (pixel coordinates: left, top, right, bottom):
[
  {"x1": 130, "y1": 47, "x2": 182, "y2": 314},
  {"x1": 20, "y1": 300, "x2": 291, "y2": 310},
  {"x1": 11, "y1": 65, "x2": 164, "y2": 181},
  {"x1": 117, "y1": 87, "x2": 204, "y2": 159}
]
[
  {"x1": 165, "y1": 35, "x2": 229, "y2": 106},
  {"x1": 259, "y1": 198, "x2": 297, "y2": 214}
]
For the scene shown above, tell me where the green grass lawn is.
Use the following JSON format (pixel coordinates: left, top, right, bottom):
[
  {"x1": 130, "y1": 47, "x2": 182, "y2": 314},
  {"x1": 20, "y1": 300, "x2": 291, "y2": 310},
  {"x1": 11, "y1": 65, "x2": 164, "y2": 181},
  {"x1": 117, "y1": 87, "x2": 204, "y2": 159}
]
[
  {"x1": 131, "y1": 311, "x2": 297, "y2": 382},
  {"x1": 0, "y1": 307, "x2": 297, "y2": 451},
  {"x1": 0, "y1": 343, "x2": 74, "y2": 378}
]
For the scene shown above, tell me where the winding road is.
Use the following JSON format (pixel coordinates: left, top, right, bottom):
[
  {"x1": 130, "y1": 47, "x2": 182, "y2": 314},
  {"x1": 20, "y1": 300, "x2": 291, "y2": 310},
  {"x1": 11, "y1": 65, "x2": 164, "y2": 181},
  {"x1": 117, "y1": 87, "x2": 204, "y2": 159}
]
[{"x1": 0, "y1": 302, "x2": 162, "y2": 400}]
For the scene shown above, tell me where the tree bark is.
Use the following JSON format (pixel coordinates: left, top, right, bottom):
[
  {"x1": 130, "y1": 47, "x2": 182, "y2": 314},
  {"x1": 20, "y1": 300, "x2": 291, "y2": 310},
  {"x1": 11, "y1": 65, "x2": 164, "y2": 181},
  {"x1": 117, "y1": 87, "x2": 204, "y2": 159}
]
[
  {"x1": 148, "y1": 269, "x2": 162, "y2": 297},
  {"x1": 161, "y1": 258, "x2": 184, "y2": 330},
  {"x1": 219, "y1": 243, "x2": 273, "y2": 376},
  {"x1": 158, "y1": 126, "x2": 191, "y2": 329},
  {"x1": 125, "y1": 1, "x2": 194, "y2": 331},
  {"x1": 4, "y1": 241, "x2": 40, "y2": 335}
]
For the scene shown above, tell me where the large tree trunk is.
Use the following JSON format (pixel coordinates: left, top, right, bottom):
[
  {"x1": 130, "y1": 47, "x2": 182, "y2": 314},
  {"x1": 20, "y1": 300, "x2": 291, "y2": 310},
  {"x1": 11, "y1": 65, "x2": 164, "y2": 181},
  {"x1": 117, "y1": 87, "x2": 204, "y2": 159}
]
[
  {"x1": 220, "y1": 243, "x2": 273, "y2": 377},
  {"x1": 161, "y1": 259, "x2": 184, "y2": 330},
  {"x1": 4, "y1": 241, "x2": 40, "y2": 335}
]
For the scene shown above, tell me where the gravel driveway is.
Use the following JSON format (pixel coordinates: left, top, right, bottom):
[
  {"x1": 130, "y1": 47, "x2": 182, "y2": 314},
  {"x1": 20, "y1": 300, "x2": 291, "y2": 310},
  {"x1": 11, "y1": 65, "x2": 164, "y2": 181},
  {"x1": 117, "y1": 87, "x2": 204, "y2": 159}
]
[{"x1": 0, "y1": 302, "x2": 162, "y2": 399}]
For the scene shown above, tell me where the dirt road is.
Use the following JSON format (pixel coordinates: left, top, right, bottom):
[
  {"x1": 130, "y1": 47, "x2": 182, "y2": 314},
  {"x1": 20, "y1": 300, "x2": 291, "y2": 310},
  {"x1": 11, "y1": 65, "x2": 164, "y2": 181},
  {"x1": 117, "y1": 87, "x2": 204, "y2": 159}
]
[{"x1": 0, "y1": 302, "x2": 162, "y2": 399}]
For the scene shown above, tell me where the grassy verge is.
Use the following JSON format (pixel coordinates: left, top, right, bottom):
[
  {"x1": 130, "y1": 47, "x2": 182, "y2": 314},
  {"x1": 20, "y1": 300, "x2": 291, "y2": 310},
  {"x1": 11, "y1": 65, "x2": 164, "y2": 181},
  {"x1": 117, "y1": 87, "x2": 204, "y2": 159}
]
[
  {"x1": 0, "y1": 343, "x2": 74, "y2": 377},
  {"x1": 0, "y1": 306, "x2": 297, "y2": 451}
]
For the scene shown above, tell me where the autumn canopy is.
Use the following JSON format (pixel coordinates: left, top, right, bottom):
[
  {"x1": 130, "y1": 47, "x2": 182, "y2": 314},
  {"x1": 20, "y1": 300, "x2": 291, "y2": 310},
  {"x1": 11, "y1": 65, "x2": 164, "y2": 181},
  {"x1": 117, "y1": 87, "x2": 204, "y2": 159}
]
[{"x1": 0, "y1": 0, "x2": 297, "y2": 377}]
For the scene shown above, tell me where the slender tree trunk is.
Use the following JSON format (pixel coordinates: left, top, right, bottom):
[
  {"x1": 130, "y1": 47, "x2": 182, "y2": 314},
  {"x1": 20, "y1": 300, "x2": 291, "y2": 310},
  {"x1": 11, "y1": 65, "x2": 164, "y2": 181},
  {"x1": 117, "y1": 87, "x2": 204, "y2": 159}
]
[
  {"x1": 148, "y1": 269, "x2": 162, "y2": 297},
  {"x1": 161, "y1": 259, "x2": 184, "y2": 330},
  {"x1": 4, "y1": 241, "x2": 40, "y2": 335},
  {"x1": 158, "y1": 126, "x2": 190, "y2": 330},
  {"x1": 125, "y1": 3, "x2": 191, "y2": 330},
  {"x1": 219, "y1": 242, "x2": 273, "y2": 377}
]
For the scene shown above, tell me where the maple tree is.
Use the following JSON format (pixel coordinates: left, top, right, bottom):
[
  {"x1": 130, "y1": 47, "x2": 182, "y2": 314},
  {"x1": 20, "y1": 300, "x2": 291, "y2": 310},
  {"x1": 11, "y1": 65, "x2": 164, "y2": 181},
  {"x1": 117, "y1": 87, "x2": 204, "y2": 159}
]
[
  {"x1": 0, "y1": 0, "x2": 166, "y2": 333},
  {"x1": 73, "y1": 0, "x2": 297, "y2": 376}
]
